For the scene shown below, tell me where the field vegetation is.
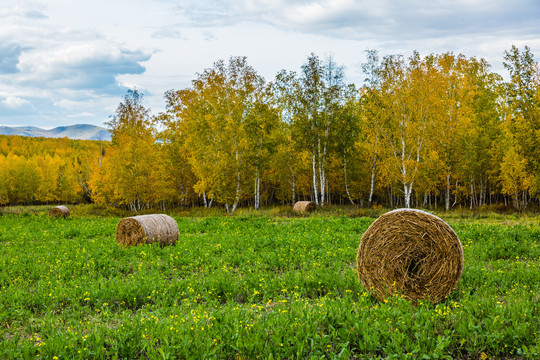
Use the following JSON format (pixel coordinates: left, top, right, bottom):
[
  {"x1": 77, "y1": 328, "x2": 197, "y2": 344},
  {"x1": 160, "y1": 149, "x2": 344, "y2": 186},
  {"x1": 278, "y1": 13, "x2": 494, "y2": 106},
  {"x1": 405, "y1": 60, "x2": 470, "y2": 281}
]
[{"x1": 0, "y1": 209, "x2": 538, "y2": 359}]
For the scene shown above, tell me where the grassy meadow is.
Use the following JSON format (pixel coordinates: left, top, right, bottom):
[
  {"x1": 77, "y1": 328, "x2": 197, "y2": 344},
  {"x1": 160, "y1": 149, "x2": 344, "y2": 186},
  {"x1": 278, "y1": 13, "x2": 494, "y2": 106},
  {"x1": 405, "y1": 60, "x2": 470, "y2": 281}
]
[{"x1": 0, "y1": 208, "x2": 538, "y2": 359}]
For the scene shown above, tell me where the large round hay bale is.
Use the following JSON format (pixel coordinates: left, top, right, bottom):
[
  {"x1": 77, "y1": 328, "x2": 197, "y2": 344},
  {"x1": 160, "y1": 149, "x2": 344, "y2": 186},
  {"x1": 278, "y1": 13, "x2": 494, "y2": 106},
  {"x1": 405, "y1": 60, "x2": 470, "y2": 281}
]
[
  {"x1": 357, "y1": 208, "x2": 464, "y2": 303},
  {"x1": 116, "y1": 214, "x2": 178, "y2": 247},
  {"x1": 49, "y1": 205, "x2": 70, "y2": 218},
  {"x1": 293, "y1": 201, "x2": 316, "y2": 212}
]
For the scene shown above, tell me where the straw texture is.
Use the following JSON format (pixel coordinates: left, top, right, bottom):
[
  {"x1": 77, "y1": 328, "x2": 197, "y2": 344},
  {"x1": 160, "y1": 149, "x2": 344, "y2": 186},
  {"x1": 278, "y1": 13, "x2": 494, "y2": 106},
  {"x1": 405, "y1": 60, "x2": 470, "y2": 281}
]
[
  {"x1": 116, "y1": 214, "x2": 178, "y2": 247},
  {"x1": 357, "y1": 209, "x2": 464, "y2": 303},
  {"x1": 293, "y1": 201, "x2": 316, "y2": 212},
  {"x1": 49, "y1": 205, "x2": 70, "y2": 218}
]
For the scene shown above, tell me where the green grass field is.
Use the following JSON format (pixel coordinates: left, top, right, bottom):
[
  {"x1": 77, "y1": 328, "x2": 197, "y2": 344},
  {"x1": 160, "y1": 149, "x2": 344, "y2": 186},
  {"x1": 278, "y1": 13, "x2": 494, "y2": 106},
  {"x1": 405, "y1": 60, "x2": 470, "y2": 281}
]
[{"x1": 0, "y1": 211, "x2": 538, "y2": 359}]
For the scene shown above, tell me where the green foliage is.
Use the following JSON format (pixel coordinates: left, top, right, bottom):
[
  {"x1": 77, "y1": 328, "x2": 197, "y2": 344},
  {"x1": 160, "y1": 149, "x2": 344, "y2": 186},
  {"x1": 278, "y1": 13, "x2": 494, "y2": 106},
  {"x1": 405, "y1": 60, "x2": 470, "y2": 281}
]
[{"x1": 0, "y1": 214, "x2": 538, "y2": 359}]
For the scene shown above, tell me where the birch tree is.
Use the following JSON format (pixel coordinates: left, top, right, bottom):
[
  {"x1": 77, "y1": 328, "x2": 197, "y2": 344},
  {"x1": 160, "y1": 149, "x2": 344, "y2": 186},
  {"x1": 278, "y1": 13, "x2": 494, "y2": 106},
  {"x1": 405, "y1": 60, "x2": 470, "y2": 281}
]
[
  {"x1": 495, "y1": 121, "x2": 533, "y2": 210},
  {"x1": 244, "y1": 85, "x2": 280, "y2": 209},
  {"x1": 372, "y1": 52, "x2": 433, "y2": 208},
  {"x1": 457, "y1": 57, "x2": 501, "y2": 208},
  {"x1": 333, "y1": 84, "x2": 361, "y2": 204},
  {"x1": 361, "y1": 49, "x2": 383, "y2": 206},
  {"x1": 90, "y1": 89, "x2": 157, "y2": 211},
  {"x1": 296, "y1": 54, "x2": 344, "y2": 206},
  {"x1": 272, "y1": 70, "x2": 301, "y2": 204},
  {"x1": 427, "y1": 53, "x2": 476, "y2": 210},
  {"x1": 503, "y1": 45, "x2": 540, "y2": 196},
  {"x1": 159, "y1": 96, "x2": 199, "y2": 208},
  {"x1": 165, "y1": 56, "x2": 266, "y2": 212}
]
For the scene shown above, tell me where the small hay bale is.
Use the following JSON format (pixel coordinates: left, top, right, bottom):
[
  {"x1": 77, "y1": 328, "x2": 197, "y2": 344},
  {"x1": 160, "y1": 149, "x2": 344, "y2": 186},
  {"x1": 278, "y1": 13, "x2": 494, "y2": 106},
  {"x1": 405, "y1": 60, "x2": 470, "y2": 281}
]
[
  {"x1": 116, "y1": 214, "x2": 178, "y2": 247},
  {"x1": 49, "y1": 205, "x2": 70, "y2": 218},
  {"x1": 356, "y1": 208, "x2": 464, "y2": 303},
  {"x1": 293, "y1": 201, "x2": 316, "y2": 212}
]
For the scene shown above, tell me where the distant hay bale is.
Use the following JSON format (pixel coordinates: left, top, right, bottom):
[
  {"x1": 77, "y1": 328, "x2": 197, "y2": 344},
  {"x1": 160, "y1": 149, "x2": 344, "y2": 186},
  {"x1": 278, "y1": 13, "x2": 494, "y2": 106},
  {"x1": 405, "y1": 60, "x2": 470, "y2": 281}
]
[
  {"x1": 116, "y1": 214, "x2": 178, "y2": 247},
  {"x1": 49, "y1": 205, "x2": 70, "y2": 218},
  {"x1": 293, "y1": 201, "x2": 316, "y2": 212},
  {"x1": 356, "y1": 209, "x2": 464, "y2": 303}
]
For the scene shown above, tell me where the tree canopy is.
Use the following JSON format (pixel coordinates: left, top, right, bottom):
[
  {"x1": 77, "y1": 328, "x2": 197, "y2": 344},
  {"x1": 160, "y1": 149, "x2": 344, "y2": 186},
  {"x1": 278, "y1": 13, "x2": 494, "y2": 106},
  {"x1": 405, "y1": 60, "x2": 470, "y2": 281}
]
[{"x1": 3, "y1": 46, "x2": 539, "y2": 212}]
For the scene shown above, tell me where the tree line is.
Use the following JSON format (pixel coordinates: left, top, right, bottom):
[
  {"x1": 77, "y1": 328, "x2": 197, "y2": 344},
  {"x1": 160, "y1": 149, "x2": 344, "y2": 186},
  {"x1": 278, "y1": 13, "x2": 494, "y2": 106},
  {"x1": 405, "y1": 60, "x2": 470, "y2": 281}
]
[
  {"x1": 0, "y1": 136, "x2": 103, "y2": 205},
  {"x1": 2, "y1": 46, "x2": 539, "y2": 211}
]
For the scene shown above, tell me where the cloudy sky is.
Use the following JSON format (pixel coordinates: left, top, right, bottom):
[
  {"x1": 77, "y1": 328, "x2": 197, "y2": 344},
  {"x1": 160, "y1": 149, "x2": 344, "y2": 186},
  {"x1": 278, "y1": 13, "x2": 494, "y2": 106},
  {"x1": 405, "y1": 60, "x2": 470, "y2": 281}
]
[{"x1": 1, "y1": 0, "x2": 539, "y2": 129}]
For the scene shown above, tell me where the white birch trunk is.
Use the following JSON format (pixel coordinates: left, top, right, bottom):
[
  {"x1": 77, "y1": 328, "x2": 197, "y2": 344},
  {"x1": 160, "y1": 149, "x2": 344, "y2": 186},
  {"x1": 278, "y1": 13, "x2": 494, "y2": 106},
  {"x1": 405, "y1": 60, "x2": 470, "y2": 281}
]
[
  {"x1": 404, "y1": 183, "x2": 412, "y2": 208},
  {"x1": 319, "y1": 132, "x2": 328, "y2": 207},
  {"x1": 312, "y1": 153, "x2": 319, "y2": 206},
  {"x1": 401, "y1": 134, "x2": 412, "y2": 208},
  {"x1": 470, "y1": 178, "x2": 475, "y2": 210},
  {"x1": 254, "y1": 171, "x2": 260, "y2": 210},
  {"x1": 319, "y1": 151, "x2": 325, "y2": 207},
  {"x1": 479, "y1": 180, "x2": 485, "y2": 207},
  {"x1": 291, "y1": 165, "x2": 296, "y2": 204},
  {"x1": 368, "y1": 153, "x2": 377, "y2": 206},
  {"x1": 453, "y1": 180, "x2": 458, "y2": 207},
  {"x1": 289, "y1": 127, "x2": 296, "y2": 205},
  {"x1": 343, "y1": 156, "x2": 355, "y2": 205},
  {"x1": 445, "y1": 172, "x2": 451, "y2": 211},
  {"x1": 232, "y1": 155, "x2": 241, "y2": 213}
]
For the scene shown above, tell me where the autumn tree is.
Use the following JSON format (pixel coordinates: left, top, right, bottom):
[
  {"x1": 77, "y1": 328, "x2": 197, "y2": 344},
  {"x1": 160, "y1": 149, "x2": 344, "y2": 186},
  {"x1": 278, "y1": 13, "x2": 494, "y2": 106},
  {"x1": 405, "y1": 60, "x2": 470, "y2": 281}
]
[
  {"x1": 271, "y1": 70, "x2": 302, "y2": 204},
  {"x1": 164, "y1": 56, "x2": 270, "y2": 212},
  {"x1": 332, "y1": 83, "x2": 362, "y2": 204},
  {"x1": 0, "y1": 135, "x2": 102, "y2": 206},
  {"x1": 35, "y1": 154, "x2": 60, "y2": 203},
  {"x1": 492, "y1": 119, "x2": 533, "y2": 210},
  {"x1": 423, "y1": 53, "x2": 478, "y2": 210},
  {"x1": 361, "y1": 49, "x2": 384, "y2": 206},
  {"x1": 3, "y1": 154, "x2": 41, "y2": 205},
  {"x1": 457, "y1": 57, "x2": 502, "y2": 208},
  {"x1": 0, "y1": 155, "x2": 9, "y2": 205},
  {"x1": 295, "y1": 54, "x2": 345, "y2": 206},
  {"x1": 503, "y1": 45, "x2": 540, "y2": 198},
  {"x1": 156, "y1": 110, "x2": 198, "y2": 208},
  {"x1": 367, "y1": 52, "x2": 437, "y2": 208},
  {"x1": 243, "y1": 88, "x2": 280, "y2": 209},
  {"x1": 2, "y1": 47, "x2": 540, "y2": 210},
  {"x1": 90, "y1": 89, "x2": 158, "y2": 210}
]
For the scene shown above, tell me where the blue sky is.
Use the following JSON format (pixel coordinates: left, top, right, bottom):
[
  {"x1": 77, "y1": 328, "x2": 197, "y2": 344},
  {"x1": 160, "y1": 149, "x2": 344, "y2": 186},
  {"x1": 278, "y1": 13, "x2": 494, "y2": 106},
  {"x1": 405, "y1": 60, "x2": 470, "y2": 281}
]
[{"x1": 1, "y1": 0, "x2": 539, "y2": 129}]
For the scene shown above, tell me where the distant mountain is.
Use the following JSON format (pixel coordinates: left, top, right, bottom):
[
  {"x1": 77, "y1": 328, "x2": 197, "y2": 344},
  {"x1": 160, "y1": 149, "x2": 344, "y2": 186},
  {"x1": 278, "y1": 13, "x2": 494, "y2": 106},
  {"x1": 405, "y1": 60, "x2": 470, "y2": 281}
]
[{"x1": 0, "y1": 124, "x2": 111, "y2": 141}]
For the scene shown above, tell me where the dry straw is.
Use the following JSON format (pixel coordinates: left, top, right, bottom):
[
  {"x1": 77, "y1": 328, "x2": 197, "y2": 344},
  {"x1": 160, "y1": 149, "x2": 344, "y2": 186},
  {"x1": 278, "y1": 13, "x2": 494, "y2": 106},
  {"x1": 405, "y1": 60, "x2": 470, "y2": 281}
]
[
  {"x1": 293, "y1": 201, "x2": 316, "y2": 212},
  {"x1": 49, "y1": 205, "x2": 70, "y2": 218},
  {"x1": 116, "y1": 214, "x2": 178, "y2": 247},
  {"x1": 357, "y1": 208, "x2": 464, "y2": 303}
]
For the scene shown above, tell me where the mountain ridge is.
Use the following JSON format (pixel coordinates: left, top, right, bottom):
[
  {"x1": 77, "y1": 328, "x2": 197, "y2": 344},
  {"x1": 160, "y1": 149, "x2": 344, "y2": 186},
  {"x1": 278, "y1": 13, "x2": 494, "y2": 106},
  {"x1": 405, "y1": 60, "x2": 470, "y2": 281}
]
[{"x1": 0, "y1": 124, "x2": 111, "y2": 141}]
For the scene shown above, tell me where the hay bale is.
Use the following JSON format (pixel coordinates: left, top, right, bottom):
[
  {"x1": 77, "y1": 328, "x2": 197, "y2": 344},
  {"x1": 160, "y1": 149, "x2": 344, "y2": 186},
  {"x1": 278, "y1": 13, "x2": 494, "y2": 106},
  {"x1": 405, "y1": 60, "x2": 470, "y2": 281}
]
[
  {"x1": 356, "y1": 208, "x2": 464, "y2": 303},
  {"x1": 116, "y1": 214, "x2": 178, "y2": 247},
  {"x1": 49, "y1": 205, "x2": 70, "y2": 218},
  {"x1": 293, "y1": 201, "x2": 316, "y2": 212}
]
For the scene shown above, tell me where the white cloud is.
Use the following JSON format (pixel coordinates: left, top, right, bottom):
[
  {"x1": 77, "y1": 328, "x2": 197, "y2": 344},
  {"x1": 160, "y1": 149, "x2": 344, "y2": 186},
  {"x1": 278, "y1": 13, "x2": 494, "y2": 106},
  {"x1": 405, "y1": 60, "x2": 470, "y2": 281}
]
[
  {"x1": 16, "y1": 42, "x2": 150, "y2": 91},
  {"x1": 202, "y1": 31, "x2": 217, "y2": 41},
  {"x1": 0, "y1": 0, "x2": 539, "y2": 128},
  {"x1": 172, "y1": 0, "x2": 540, "y2": 40},
  {"x1": 67, "y1": 112, "x2": 95, "y2": 118},
  {"x1": 0, "y1": 0, "x2": 47, "y2": 20},
  {"x1": 0, "y1": 44, "x2": 23, "y2": 74},
  {"x1": 1, "y1": 96, "x2": 31, "y2": 108},
  {"x1": 0, "y1": 0, "x2": 154, "y2": 127},
  {"x1": 152, "y1": 26, "x2": 186, "y2": 40}
]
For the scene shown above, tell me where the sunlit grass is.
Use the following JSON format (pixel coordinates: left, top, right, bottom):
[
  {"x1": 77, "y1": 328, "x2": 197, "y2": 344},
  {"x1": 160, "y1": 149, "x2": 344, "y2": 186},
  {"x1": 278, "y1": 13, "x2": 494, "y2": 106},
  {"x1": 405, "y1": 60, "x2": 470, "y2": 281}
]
[{"x1": 0, "y1": 213, "x2": 538, "y2": 359}]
